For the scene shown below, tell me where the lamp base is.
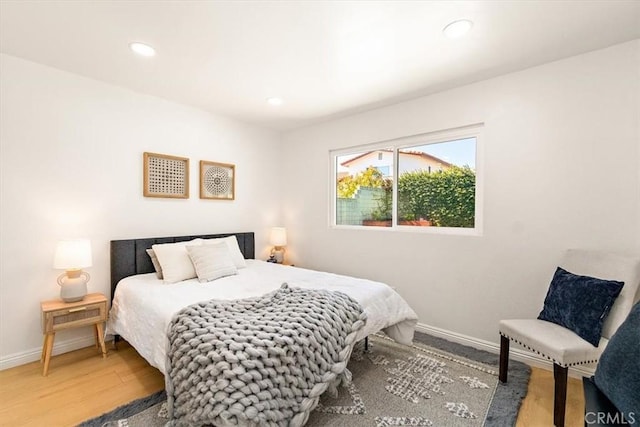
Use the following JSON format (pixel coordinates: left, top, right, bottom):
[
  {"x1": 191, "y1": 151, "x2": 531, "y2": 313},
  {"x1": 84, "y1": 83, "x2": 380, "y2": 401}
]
[
  {"x1": 58, "y1": 271, "x2": 89, "y2": 302},
  {"x1": 273, "y1": 248, "x2": 285, "y2": 264}
]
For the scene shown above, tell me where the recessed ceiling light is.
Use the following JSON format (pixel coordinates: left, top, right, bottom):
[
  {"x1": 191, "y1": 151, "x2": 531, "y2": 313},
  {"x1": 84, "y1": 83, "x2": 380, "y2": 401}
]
[
  {"x1": 129, "y1": 42, "x2": 156, "y2": 57},
  {"x1": 443, "y1": 19, "x2": 473, "y2": 39},
  {"x1": 267, "y1": 97, "x2": 283, "y2": 106}
]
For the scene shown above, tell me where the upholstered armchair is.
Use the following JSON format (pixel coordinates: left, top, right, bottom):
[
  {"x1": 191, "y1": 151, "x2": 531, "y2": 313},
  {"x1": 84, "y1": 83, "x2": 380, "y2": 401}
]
[{"x1": 498, "y1": 250, "x2": 640, "y2": 427}]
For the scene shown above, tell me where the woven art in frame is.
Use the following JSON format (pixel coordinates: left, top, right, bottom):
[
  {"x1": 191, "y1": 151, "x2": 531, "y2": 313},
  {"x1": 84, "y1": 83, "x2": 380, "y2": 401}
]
[
  {"x1": 143, "y1": 152, "x2": 189, "y2": 198},
  {"x1": 200, "y1": 160, "x2": 235, "y2": 200}
]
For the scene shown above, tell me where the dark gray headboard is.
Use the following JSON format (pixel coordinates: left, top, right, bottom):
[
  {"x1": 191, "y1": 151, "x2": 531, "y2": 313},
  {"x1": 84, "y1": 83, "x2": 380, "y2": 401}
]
[{"x1": 110, "y1": 232, "x2": 255, "y2": 301}]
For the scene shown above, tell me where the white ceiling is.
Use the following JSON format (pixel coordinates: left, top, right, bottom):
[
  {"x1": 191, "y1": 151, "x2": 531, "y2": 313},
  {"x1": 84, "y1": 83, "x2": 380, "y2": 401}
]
[{"x1": 1, "y1": 1, "x2": 639, "y2": 131}]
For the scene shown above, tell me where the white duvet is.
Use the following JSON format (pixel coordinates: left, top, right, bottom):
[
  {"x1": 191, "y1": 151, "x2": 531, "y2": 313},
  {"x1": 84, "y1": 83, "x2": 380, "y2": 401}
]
[{"x1": 106, "y1": 260, "x2": 418, "y2": 374}]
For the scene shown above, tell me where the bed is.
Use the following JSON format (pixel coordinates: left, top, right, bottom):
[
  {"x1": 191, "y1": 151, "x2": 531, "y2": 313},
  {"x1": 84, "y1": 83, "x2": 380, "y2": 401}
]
[{"x1": 107, "y1": 231, "x2": 418, "y2": 375}]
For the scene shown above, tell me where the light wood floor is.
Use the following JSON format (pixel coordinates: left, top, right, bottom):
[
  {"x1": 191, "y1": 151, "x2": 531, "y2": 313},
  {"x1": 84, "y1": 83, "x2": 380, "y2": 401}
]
[{"x1": 0, "y1": 342, "x2": 584, "y2": 426}]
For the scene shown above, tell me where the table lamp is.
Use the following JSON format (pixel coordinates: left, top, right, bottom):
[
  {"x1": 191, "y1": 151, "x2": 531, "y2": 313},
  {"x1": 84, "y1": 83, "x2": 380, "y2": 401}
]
[
  {"x1": 269, "y1": 227, "x2": 287, "y2": 264},
  {"x1": 53, "y1": 239, "x2": 92, "y2": 302}
]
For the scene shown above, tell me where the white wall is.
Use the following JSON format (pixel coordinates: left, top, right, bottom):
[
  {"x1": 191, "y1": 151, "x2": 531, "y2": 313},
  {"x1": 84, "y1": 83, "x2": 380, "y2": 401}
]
[
  {"x1": 0, "y1": 54, "x2": 282, "y2": 367},
  {"x1": 281, "y1": 40, "x2": 640, "y2": 344}
]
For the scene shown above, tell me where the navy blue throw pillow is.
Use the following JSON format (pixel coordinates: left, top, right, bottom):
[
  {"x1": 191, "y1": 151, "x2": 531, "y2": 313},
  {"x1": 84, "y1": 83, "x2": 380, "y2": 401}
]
[
  {"x1": 538, "y1": 267, "x2": 624, "y2": 346},
  {"x1": 594, "y1": 302, "x2": 640, "y2": 419}
]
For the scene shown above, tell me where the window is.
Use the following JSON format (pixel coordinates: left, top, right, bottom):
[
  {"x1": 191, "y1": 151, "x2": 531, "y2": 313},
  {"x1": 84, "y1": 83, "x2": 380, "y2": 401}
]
[{"x1": 331, "y1": 125, "x2": 482, "y2": 234}]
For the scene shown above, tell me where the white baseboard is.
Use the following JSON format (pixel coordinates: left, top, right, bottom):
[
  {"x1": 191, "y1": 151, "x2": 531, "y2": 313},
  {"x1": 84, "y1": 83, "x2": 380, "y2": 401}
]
[
  {"x1": 415, "y1": 322, "x2": 595, "y2": 379},
  {"x1": 0, "y1": 335, "x2": 99, "y2": 371}
]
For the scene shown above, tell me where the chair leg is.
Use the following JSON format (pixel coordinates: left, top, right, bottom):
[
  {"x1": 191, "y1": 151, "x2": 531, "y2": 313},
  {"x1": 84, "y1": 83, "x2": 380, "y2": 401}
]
[
  {"x1": 499, "y1": 335, "x2": 509, "y2": 383},
  {"x1": 553, "y1": 363, "x2": 568, "y2": 427}
]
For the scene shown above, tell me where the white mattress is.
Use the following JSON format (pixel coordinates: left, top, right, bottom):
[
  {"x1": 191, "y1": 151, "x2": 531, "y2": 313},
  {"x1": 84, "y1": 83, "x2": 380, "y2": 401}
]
[{"x1": 106, "y1": 260, "x2": 418, "y2": 374}]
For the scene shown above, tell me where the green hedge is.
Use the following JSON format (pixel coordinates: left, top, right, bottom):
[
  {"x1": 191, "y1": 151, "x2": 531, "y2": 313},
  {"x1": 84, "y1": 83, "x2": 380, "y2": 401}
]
[{"x1": 398, "y1": 166, "x2": 475, "y2": 227}]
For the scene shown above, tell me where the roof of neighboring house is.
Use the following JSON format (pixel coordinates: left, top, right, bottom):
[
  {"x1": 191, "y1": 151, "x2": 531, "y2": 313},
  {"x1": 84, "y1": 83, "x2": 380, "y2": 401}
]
[{"x1": 340, "y1": 149, "x2": 452, "y2": 168}]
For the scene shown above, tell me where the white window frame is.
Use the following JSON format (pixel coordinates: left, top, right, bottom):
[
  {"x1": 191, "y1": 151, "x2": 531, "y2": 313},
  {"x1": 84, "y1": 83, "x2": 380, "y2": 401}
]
[{"x1": 329, "y1": 123, "x2": 484, "y2": 236}]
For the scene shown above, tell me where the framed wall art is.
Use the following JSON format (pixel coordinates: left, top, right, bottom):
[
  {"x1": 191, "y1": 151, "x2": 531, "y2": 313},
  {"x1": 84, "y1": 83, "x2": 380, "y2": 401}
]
[
  {"x1": 143, "y1": 152, "x2": 189, "y2": 198},
  {"x1": 200, "y1": 160, "x2": 235, "y2": 200}
]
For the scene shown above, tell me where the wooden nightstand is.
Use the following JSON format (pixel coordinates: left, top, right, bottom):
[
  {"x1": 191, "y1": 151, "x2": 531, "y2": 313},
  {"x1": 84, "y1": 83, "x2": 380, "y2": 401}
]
[{"x1": 40, "y1": 292, "x2": 108, "y2": 376}]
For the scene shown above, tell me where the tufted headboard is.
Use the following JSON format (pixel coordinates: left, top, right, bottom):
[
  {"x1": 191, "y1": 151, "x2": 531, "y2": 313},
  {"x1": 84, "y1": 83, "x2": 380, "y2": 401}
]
[{"x1": 110, "y1": 232, "x2": 255, "y2": 302}]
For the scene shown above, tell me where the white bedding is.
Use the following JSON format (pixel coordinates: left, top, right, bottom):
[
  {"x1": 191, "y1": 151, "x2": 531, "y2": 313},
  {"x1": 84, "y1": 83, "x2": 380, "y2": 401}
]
[{"x1": 106, "y1": 260, "x2": 418, "y2": 374}]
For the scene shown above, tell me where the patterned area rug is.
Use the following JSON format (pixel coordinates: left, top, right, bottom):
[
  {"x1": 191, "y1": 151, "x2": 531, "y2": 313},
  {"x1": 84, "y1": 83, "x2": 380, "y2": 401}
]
[{"x1": 79, "y1": 332, "x2": 530, "y2": 427}]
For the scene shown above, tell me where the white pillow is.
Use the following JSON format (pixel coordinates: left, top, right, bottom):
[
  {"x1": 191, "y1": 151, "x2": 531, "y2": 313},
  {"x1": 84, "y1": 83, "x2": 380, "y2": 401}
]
[
  {"x1": 187, "y1": 243, "x2": 238, "y2": 282},
  {"x1": 151, "y1": 238, "x2": 203, "y2": 284},
  {"x1": 202, "y1": 236, "x2": 247, "y2": 269}
]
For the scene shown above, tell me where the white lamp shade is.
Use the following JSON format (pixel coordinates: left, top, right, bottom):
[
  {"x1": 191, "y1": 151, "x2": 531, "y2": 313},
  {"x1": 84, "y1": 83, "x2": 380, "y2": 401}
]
[
  {"x1": 269, "y1": 227, "x2": 287, "y2": 246},
  {"x1": 53, "y1": 239, "x2": 93, "y2": 270}
]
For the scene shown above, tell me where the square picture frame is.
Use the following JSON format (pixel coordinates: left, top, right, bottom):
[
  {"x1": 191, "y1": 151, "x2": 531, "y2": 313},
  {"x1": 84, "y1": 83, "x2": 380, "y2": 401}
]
[
  {"x1": 143, "y1": 152, "x2": 189, "y2": 198},
  {"x1": 200, "y1": 160, "x2": 235, "y2": 200}
]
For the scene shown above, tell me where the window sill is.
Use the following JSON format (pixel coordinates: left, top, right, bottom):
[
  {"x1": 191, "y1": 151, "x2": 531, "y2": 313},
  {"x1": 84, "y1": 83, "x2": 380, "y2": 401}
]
[{"x1": 329, "y1": 224, "x2": 483, "y2": 236}]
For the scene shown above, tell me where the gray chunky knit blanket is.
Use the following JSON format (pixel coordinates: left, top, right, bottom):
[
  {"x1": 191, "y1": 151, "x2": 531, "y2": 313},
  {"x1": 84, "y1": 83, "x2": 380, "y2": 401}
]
[{"x1": 165, "y1": 283, "x2": 367, "y2": 427}]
